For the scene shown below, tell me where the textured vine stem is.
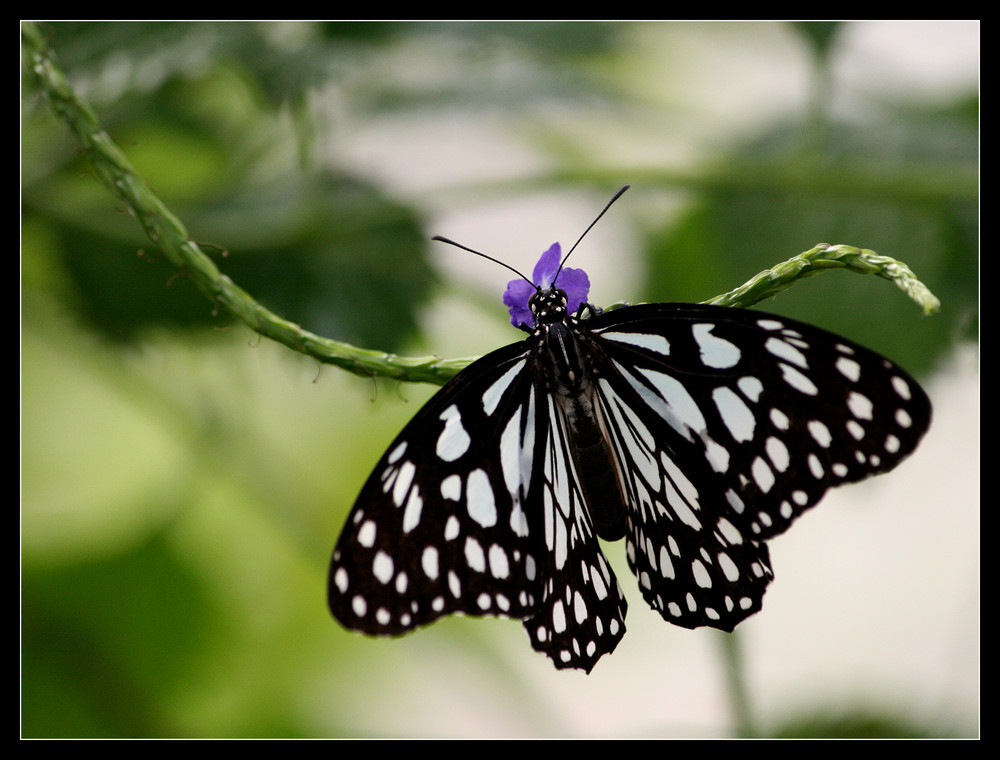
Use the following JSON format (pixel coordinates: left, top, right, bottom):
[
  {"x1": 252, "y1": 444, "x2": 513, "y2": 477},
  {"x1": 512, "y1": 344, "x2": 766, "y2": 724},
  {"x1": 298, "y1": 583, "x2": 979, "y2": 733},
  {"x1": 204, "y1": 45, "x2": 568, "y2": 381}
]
[
  {"x1": 704, "y1": 243, "x2": 941, "y2": 315},
  {"x1": 23, "y1": 22, "x2": 474, "y2": 386},
  {"x1": 22, "y1": 22, "x2": 939, "y2": 390}
]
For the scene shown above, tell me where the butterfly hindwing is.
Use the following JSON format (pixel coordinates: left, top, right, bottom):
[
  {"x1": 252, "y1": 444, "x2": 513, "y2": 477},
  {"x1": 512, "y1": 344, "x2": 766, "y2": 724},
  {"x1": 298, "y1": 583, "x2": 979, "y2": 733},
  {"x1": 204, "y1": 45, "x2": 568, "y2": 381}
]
[{"x1": 523, "y1": 390, "x2": 628, "y2": 671}]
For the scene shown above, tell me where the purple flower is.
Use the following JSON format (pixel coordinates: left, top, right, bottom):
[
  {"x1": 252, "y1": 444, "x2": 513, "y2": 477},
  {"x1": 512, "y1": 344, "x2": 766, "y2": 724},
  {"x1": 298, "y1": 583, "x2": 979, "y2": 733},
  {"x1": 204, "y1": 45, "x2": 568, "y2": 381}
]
[{"x1": 503, "y1": 243, "x2": 590, "y2": 328}]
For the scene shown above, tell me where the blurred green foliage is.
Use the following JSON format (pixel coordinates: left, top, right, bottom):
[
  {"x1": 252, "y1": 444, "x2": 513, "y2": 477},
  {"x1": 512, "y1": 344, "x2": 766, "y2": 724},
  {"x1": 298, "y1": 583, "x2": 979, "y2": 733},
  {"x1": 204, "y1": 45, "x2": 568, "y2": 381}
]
[
  {"x1": 23, "y1": 22, "x2": 435, "y2": 350},
  {"x1": 22, "y1": 21, "x2": 977, "y2": 738},
  {"x1": 645, "y1": 100, "x2": 978, "y2": 374}
]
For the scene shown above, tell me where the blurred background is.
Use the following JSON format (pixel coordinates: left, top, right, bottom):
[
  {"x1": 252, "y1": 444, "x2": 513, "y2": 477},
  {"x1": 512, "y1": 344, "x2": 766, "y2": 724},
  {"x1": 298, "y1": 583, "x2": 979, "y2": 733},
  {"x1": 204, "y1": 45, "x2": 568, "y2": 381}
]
[{"x1": 21, "y1": 21, "x2": 978, "y2": 738}]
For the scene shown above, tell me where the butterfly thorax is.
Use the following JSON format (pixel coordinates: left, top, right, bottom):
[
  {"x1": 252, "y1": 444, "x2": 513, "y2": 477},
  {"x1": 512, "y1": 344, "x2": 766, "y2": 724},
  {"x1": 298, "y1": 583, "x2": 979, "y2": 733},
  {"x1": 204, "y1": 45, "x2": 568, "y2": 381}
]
[
  {"x1": 529, "y1": 288, "x2": 629, "y2": 541},
  {"x1": 529, "y1": 287, "x2": 596, "y2": 397}
]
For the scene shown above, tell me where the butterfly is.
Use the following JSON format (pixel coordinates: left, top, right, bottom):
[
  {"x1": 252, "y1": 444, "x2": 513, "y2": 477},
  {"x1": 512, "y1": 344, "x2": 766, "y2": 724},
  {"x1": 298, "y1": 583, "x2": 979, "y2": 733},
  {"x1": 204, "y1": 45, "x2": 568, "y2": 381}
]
[{"x1": 327, "y1": 187, "x2": 931, "y2": 673}]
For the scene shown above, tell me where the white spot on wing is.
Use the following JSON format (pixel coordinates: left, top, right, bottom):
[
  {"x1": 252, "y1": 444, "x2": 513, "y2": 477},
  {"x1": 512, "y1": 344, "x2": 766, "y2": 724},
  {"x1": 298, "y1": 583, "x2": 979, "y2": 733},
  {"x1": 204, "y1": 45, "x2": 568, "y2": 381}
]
[
  {"x1": 441, "y1": 474, "x2": 461, "y2": 501},
  {"x1": 488, "y1": 544, "x2": 510, "y2": 579},
  {"x1": 373, "y1": 551, "x2": 394, "y2": 584},
  {"x1": 659, "y1": 545, "x2": 675, "y2": 578},
  {"x1": 436, "y1": 405, "x2": 471, "y2": 462},
  {"x1": 466, "y1": 469, "x2": 497, "y2": 528},
  {"x1": 765, "y1": 336, "x2": 808, "y2": 368},
  {"x1": 770, "y1": 408, "x2": 790, "y2": 429},
  {"x1": 482, "y1": 359, "x2": 525, "y2": 416},
  {"x1": 765, "y1": 436, "x2": 790, "y2": 471},
  {"x1": 780, "y1": 363, "x2": 818, "y2": 395},
  {"x1": 333, "y1": 566, "x2": 348, "y2": 593},
  {"x1": 891, "y1": 375, "x2": 912, "y2": 400},
  {"x1": 352, "y1": 596, "x2": 366, "y2": 617},
  {"x1": 552, "y1": 600, "x2": 566, "y2": 633},
  {"x1": 738, "y1": 376, "x2": 764, "y2": 402},
  {"x1": 713, "y1": 386, "x2": 756, "y2": 442},
  {"x1": 392, "y1": 461, "x2": 415, "y2": 507},
  {"x1": 808, "y1": 420, "x2": 832, "y2": 448},
  {"x1": 848, "y1": 391, "x2": 874, "y2": 420},
  {"x1": 358, "y1": 520, "x2": 376, "y2": 547},
  {"x1": 465, "y1": 536, "x2": 486, "y2": 572},
  {"x1": 692, "y1": 559, "x2": 712, "y2": 588},
  {"x1": 660, "y1": 451, "x2": 703, "y2": 529},
  {"x1": 752, "y1": 456, "x2": 775, "y2": 492},
  {"x1": 836, "y1": 356, "x2": 862, "y2": 382},
  {"x1": 601, "y1": 330, "x2": 671, "y2": 355},
  {"x1": 402, "y1": 486, "x2": 423, "y2": 533},
  {"x1": 626, "y1": 363, "x2": 707, "y2": 441},
  {"x1": 703, "y1": 434, "x2": 730, "y2": 473},
  {"x1": 500, "y1": 406, "x2": 525, "y2": 498},
  {"x1": 387, "y1": 441, "x2": 407, "y2": 464},
  {"x1": 422, "y1": 546, "x2": 439, "y2": 579},
  {"x1": 693, "y1": 323, "x2": 741, "y2": 368},
  {"x1": 718, "y1": 552, "x2": 740, "y2": 583}
]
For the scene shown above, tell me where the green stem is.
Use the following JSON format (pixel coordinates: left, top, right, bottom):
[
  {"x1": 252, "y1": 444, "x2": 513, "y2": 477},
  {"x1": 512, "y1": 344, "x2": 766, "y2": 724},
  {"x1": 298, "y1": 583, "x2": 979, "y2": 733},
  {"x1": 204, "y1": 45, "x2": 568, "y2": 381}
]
[
  {"x1": 22, "y1": 22, "x2": 469, "y2": 386},
  {"x1": 22, "y1": 21, "x2": 939, "y2": 390},
  {"x1": 720, "y1": 631, "x2": 755, "y2": 737},
  {"x1": 703, "y1": 243, "x2": 940, "y2": 315}
]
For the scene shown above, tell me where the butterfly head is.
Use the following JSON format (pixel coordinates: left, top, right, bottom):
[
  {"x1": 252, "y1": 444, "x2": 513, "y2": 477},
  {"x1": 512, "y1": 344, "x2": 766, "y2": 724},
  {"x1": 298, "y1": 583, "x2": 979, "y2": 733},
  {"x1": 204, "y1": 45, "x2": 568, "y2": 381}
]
[
  {"x1": 432, "y1": 185, "x2": 628, "y2": 332},
  {"x1": 528, "y1": 286, "x2": 569, "y2": 325},
  {"x1": 503, "y1": 243, "x2": 590, "y2": 330}
]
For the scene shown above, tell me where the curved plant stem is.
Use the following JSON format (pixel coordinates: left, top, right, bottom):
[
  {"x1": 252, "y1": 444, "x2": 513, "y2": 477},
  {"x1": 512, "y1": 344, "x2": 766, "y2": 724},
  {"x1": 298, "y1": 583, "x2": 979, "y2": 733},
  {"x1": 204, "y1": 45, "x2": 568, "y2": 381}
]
[
  {"x1": 22, "y1": 22, "x2": 938, "y2": 391},
  {"x1": 704, "y1": 242, "x2": 940, "y2": 315}
]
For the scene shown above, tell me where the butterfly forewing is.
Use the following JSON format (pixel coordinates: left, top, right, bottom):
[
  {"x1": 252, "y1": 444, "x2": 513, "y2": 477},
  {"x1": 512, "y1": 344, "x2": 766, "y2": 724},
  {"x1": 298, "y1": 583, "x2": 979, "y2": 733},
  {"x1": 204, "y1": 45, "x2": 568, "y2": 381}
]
[
  {"x1": 328, "y1": 338, "x2": 628, "y2": 671},
  {"x1": 328, "y1": 343, "x2": 542, "y2": 633},
  {"x1": 584, "y1": 303, "x2": 931, "y2": 631}
]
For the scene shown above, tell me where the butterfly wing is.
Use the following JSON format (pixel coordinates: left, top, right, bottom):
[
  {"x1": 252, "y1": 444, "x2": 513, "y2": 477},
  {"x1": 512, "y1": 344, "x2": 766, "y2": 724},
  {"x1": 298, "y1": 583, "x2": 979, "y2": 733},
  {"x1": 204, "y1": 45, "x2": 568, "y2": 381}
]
[
  {"x1": 328, "y1": 338, "x2": 628, "y2": 672},
  {"x1": 329, "y1": 299, "x2": 931, "y2": 671},
  {"x1": 583, "y1": 302, "x2": 932, "y2": 631},
  {"x1": 521, "y1": 386, "x2": 628, "y2": 671}
]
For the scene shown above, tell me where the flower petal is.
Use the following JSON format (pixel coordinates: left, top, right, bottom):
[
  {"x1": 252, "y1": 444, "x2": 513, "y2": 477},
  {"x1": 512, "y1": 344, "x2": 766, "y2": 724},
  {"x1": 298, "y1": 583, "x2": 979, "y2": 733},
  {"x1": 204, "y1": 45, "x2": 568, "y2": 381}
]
[
  {"x1": 503, "y1": 278, "x2": 536, "y2": 328},
  {"x1": 531, "y1": 243, "x2": 562, "y2": 290},
  {"x1": 556, "y1": 265, "x2": 590, "y2": 315}
]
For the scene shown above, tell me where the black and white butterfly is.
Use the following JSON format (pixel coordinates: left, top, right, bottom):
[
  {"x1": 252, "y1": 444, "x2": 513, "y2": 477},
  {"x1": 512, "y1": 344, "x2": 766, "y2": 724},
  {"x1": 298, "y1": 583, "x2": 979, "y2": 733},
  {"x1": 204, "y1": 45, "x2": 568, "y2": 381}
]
[{"x1": 328, "y1": 187, "x2": 931, "y2": 673}]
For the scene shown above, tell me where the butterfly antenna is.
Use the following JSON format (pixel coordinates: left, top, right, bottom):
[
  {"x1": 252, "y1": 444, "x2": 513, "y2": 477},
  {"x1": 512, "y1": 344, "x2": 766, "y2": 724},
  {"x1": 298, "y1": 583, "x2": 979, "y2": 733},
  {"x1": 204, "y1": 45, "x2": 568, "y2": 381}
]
[
  {"x1": 433, "y1": 184, "x2": 630, "y2": 287},
  {"x1": 431, "y1": 235, "x2": 533, "y2": 284},
  {"x1": 556, "y1": 184, "x2": 630, "y2": 279}
]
